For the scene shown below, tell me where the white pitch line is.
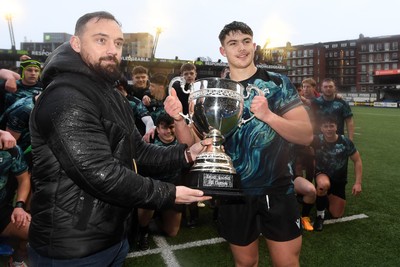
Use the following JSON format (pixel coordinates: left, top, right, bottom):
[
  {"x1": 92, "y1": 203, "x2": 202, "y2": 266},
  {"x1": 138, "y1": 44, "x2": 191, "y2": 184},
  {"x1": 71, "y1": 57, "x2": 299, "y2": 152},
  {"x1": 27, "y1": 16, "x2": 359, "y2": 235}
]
[
  {"x1": 126, "y1": 213, "x2": 368, "y2": 265},
  {"x1": 126, "y1": 237, "x2": 226, "y2": 258},
  {"x1": 324, "y1": 213, "x2": 368, "y2": 224},
  {"x1": 153, "y1": 236, "x2": 181, "y2": 267}
]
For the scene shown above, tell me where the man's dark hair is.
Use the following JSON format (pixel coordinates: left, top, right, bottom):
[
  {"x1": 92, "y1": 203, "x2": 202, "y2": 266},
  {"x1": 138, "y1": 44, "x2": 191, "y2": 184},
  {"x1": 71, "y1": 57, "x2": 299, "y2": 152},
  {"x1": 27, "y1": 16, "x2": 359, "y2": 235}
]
[
  {"x1": 155, "y1": 112, "x2": 174, "y2": 127},
  {"x1": 180, "y1": 63, "x2": 196, "y2": 73},
  {"x1": 321, "y1": 115, "x2": 337, "y2": 125},
  {"x1": 322, "y1": 78, "x2": 336, "y2": 86},
  {"x1": 218, "y1": 21, "x2": 253, "y2": 45},
  {"x1": 150, "y1": 73, "x2": 167, "y2": 86},
  {"x1": 132, "y1": 66, "x2": 148, "y2": 75},
  {"x1": 75, "y1": 11, "x2": 121, "y2": 36}
]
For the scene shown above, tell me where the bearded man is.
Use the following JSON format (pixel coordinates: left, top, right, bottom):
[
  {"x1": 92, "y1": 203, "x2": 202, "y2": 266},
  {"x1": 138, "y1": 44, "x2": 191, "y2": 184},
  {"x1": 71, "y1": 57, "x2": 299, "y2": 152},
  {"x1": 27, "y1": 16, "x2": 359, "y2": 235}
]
[{"x1": 28, "y1": 11, "x2": 210, "y2": 266}]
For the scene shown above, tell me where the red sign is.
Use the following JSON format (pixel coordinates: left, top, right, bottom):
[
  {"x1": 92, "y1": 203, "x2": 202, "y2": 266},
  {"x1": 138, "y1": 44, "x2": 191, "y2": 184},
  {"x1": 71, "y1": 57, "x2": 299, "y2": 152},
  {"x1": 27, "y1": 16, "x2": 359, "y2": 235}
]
[{"x1": 375, "y1": 69, "x2": 400, "y2": 76}]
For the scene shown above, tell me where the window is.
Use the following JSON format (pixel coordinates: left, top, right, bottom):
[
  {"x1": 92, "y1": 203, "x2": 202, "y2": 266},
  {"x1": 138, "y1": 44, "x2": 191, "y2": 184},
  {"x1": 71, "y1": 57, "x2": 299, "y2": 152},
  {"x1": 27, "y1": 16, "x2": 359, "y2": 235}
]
[
  {"x1": 392, "y1": 53, "x2": 398, "y2": 60},
  {"x1": 350, "y1": 50, "x2": 355, "y2": 57},
  {"x1": 350, "y1": 42, "x2": 356, "y2": 47},
  {"x1": 384, "y1": 53, "x2": 390, "y2": 61},
  {"x1": 361, "y1": 44, "x2": 367, "y2": 52},
  {"x1": 393, "y1": 63, "x2": 398, "y2": 69},
  {"x1": 309, "y1": 49, "x2": 314, "y2": 56},
  {"x1": 293, "y1": 51, "x2": 297, "y2": 57},
  {"x1": 369, "y1": 54, "x2": 374, "y2": 62},
  {"x1": 384, "y1": 42, "x2": 390, "y2": 51},
  {"x1": 361, "y1": 55, "x2": 367, "y2": 62},
  {"x1": 384, "y1": 64, "x2": 390, "y2": 70},
  {"x1": 304, "y1": 50, "x2": 308, "y2": 57},
  {"x1": 392, "y1": 42, "x2": 398, "y2": 50},
  {"x1": 332, "y1": 43, "x2": 338, "y2": 48},
  {"x1": 309, "y1": 58, "x2": 313, "y2": 65},
  {"x1": 376, "y1": 54, "x2": 382, "y2": 61},
  {"x1": 369, "y1": 44, "x2": 374, "y2": 52},
  {"x1": 376, "y1": 43, "x2": 383, "y2": 51},
  {"x1": 298, "y1": 50, "x2": 302, "y2": 57},
  {"x1": 361, "y1": 65, "x2": 366, "y2": 72}
]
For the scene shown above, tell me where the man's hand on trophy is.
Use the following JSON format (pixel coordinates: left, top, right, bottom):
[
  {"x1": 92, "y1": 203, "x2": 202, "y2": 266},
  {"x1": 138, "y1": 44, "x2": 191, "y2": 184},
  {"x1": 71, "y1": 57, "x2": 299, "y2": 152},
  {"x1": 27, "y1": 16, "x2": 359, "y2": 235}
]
[
  {"x1": 175, "y1": 186, "x2": 212, "y2": 204},
  {"x1": 164, "y1": 88, "x2": 184, "y2": 121}
]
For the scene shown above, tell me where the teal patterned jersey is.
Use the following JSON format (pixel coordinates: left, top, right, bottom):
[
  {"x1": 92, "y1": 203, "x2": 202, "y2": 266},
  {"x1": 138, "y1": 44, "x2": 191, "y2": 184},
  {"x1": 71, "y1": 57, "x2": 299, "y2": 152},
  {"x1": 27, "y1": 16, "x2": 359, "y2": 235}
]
[
  {"x1": 225, "y1": 69, "x2": 302, "y2": 195},
  {"x1": 0, "y1": 146, "x2": 28, "y2": 206},
  {"x1": 0, "y1": 96, "x2": 34, "y2": 151},
  {"x1": 152, "y1": 137, "x2": 181, "y2": 185},
  {"x1": 127, "y1": 96, "x2": 150, "y2": 120},
  {"x1": 146, "y1": 98, "x2": 166, "y2": 122},
  {"x1": 312, "y1": 134, "x2": 357, "y2": 183},
  {"x1": 311, "y1": 96, "x2": 353, "y2": 135},
  {"x1": 4, "y1": 80, "x2": 42, "y2": 112}
]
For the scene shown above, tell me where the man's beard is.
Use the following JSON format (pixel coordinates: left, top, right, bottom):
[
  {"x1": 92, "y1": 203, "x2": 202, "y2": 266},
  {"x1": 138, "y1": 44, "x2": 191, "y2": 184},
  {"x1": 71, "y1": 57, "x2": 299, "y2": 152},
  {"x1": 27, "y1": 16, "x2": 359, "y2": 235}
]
[{"x1": 90, "y1": 56, "x2": 122, "y2": 83}]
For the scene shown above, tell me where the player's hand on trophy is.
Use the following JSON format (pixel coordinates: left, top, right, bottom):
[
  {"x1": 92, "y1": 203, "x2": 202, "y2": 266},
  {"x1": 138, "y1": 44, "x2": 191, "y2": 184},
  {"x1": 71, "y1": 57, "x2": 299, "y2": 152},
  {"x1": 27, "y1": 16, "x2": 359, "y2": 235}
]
[
  {"x1": 250, "y1": 94, "x2": 272, "y2": 121},
  {"x1": 175, "y1": 186, "x2": 212, "y2": 204},
  {"x1": 164, "y1": 88, "x2": 184, "y2": 121}
]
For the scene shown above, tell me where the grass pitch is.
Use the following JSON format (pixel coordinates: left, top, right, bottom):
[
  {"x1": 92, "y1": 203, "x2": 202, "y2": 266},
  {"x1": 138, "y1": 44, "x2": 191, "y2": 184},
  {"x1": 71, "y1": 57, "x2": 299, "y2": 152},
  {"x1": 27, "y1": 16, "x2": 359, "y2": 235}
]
[{"x1": 124, "y1": 106, "x2": 400, "y2": 267}]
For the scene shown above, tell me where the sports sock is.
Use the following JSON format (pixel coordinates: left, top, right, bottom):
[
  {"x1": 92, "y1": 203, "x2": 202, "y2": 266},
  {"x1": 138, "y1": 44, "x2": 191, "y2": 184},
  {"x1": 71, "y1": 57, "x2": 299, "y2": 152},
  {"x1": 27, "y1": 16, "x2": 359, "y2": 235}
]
[
  {"x1": 316, "y1": 195, "x2": 328, "y2": 219},
  {"x1": 302, "y1": 203, "x2": 314, "y2": 217}
]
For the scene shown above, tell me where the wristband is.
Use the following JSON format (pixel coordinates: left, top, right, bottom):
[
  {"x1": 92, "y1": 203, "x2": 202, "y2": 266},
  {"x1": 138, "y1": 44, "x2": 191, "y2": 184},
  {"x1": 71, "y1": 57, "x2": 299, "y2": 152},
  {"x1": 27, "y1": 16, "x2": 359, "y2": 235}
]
[
  {"x1": 15, "y1": 201, "x2": 26, "y2": 210},
  {"x1": 185, "y1": 148, "x2": 194, "y2": 164}
]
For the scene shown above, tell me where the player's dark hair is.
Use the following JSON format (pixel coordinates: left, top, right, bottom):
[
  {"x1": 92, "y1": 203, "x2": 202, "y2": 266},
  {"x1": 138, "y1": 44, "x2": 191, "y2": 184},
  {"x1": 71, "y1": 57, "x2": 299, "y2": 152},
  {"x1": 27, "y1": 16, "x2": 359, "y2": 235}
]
[{"x1": 218, "y1": 21, "x2": 253, "y2": 45}]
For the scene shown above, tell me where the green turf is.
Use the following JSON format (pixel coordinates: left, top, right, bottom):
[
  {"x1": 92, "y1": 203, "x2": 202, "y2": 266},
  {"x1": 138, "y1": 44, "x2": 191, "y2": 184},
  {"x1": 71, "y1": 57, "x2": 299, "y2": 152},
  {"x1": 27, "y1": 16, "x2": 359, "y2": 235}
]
[
  {"x1": 2, "y1": 106, "x2": 399, "y2": 266},
  {"x1": 124, "y1": 106, "x2": 400, "y2": 266}
]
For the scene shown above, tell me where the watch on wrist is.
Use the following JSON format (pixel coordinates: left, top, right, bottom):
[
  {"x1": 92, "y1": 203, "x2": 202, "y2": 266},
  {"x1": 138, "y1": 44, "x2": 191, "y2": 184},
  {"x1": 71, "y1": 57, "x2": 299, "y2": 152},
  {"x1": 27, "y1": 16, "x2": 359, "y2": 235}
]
[{"x1": 15, "y1": 201, "x2": 26, "y2": 210}]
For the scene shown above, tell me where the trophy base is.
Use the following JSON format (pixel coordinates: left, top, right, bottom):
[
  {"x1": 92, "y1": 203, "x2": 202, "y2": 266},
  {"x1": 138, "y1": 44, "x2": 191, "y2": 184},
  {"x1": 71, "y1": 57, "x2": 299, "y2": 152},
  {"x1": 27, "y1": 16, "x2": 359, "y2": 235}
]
[{"x1": 186, "y1": 171, "x2": 243, "y2": 198}]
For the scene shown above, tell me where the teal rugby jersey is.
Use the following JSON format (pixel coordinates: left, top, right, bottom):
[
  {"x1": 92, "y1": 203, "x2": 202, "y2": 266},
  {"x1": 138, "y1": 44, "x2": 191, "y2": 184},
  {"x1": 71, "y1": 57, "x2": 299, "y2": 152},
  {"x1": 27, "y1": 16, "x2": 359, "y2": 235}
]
[
  {"x1": 224, "y1": 69, "x2": 302, "y2": 195},
  {"x1": 0, "y1": 146, "x2": 28, "y2": 205}
]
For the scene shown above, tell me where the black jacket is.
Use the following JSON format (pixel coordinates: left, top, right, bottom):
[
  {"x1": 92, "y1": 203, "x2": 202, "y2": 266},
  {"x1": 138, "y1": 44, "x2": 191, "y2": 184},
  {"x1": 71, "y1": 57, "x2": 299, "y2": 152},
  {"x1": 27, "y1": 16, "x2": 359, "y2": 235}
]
[{"x1": 29, "y1": 43, "x2": 190, "y2": 259}]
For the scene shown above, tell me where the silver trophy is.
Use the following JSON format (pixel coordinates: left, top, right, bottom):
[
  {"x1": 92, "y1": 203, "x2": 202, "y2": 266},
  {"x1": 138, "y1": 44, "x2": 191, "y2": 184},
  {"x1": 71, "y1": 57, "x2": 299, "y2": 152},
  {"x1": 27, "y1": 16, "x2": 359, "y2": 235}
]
[{"x1": 169, "y1": 77, "x2": 260, "y2": 196}]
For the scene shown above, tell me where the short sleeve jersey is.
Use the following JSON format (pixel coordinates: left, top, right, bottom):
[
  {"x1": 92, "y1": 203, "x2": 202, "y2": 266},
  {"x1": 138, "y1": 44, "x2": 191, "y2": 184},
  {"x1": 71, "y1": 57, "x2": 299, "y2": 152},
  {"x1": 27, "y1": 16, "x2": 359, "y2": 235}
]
[
  {"x1": 0, "y1": 146, "x2": 28, "y2": 206},
  {"x1": 0, "y1": 96, "x2": 34, "y2": 151},
  {"x1": 128, "y1": 96, "x2": 150, "y2": 120},
  {"x1": 4, "y1": 80, "x2": 42, "y2": 111},
  {"x1": 152, "y1": 137, "x2": 181, "y2": 185},
  {"x1": 311, "y1": 97, "x2": 353, "y2": 135},
  {"x1": 224, "y1": 69, "x2": 302, "y2": 195},
  {"x1": 312, "y1": 134, "x2": 357, "y2": 183}
]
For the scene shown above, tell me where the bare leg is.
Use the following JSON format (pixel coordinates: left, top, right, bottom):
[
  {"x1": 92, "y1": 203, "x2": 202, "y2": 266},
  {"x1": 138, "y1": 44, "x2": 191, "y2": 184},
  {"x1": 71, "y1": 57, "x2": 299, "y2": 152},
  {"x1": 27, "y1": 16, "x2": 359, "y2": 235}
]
[
  {"x1": 328, "y1": 194, "x2": 346, "y2": 218},
  {"x1": 230, "y1": 239, "x2": 259, "y2": 267},
  {"x1": 266, "y1": 236, "x2": 302, "y2": 267}
]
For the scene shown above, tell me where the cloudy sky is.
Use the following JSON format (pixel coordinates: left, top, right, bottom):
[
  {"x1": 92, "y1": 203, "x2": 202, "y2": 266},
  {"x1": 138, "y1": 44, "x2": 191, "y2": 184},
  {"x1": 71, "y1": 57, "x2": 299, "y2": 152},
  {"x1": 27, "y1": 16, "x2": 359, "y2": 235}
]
[{"x1": 1, "y1": 0, "x2": 399, "y2": 62}]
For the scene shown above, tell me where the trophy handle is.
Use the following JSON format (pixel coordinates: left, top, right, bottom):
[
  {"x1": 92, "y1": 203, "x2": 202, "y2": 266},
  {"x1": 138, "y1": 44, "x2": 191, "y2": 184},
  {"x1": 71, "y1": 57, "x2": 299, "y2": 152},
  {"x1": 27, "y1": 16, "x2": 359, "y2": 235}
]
[
  {"x1": 239, "y1": 84, "x2": 264, "y2": 127},
  {"x1": 168, "y1": 76, "x2": 193, "y2": 123},
  {"x1": 168, "y1": 76, "x2": 191, "y2": 95}
]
